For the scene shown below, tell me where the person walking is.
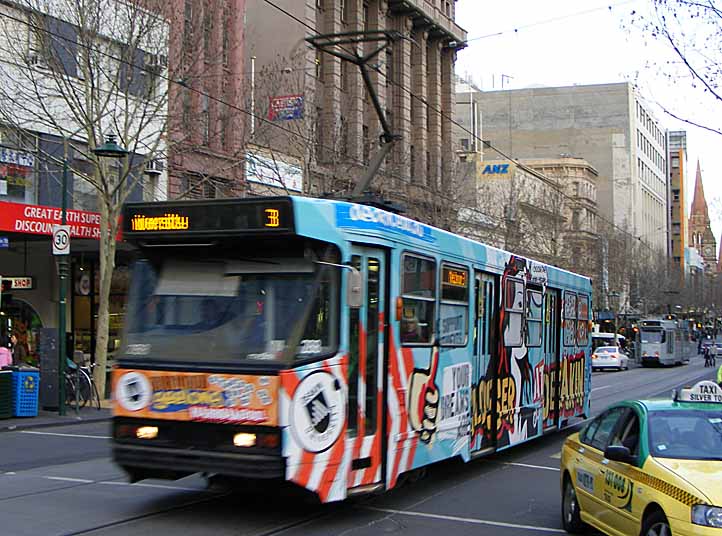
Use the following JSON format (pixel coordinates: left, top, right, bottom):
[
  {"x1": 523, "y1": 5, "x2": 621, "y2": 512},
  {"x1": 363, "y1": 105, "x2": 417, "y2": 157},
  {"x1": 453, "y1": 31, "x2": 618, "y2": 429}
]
[
  {"x1": 710, "y1": 342, "x2": 718, "y2": 368},
  {"x1": 704, "y1": 344, "x2": 712, "y2": 367}
]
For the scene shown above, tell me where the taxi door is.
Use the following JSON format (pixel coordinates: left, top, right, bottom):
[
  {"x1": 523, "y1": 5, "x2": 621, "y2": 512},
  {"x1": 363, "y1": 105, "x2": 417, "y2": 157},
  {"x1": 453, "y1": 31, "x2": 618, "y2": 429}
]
[
  {"x1": 595, "y1": 409, "x2": 642, "y2": 536},
  {"x1": 575, "y1": 407, "x2": 627, "y2": 524}
]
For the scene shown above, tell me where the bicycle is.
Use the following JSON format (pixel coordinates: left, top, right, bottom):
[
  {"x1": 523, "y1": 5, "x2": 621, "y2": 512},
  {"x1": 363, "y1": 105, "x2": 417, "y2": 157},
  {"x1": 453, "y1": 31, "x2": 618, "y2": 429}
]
[{"x1": 64, "y1": 359, "x2": 101, "y2": 410}]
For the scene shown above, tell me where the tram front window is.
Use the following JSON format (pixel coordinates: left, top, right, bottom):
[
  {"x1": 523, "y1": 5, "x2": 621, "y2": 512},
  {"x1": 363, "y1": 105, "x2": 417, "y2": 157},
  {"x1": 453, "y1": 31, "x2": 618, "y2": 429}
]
[
  {"x1": 122, "y1": 256, "x2": 339, "y2": 363},
  {"x1": 641, "y1": 329, "x2": 665, "y2": 344}
]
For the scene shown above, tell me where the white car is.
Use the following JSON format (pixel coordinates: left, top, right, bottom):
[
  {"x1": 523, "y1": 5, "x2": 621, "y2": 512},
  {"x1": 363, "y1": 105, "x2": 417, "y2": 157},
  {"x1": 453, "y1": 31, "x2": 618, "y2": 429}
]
[{"x1": 591, "y1": 345, "x2": 629, "y2": 371}]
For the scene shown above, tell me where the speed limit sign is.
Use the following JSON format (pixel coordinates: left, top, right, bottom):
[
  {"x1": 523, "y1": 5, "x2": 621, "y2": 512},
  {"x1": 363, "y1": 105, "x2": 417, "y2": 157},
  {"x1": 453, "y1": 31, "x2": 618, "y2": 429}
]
[{"x1": 52, "y1": 224, "x2": 71, "y2": 255}]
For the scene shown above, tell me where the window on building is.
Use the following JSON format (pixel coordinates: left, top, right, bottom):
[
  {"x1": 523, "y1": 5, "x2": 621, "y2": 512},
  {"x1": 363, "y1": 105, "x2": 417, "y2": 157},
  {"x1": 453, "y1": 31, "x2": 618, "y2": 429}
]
[
  {"x1": 222, "y1": 2, "x2": 230, "y2": 66},
  {"x1": 201, "y1": 94, "x2": 210, "y2": 145},
  {"x1": 460, "y1": 138, "x2": 469, "y2": 151},
  {"x1": 203, "y1": 2, "x2": 212, "y2": 63}
]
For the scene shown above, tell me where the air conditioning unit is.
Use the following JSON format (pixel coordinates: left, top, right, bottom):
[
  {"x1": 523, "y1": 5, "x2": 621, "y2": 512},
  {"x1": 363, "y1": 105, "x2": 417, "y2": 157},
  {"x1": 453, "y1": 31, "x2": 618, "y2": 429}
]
[{"x1": 144, "y1": 159, "x2": 162, "y2": 176}]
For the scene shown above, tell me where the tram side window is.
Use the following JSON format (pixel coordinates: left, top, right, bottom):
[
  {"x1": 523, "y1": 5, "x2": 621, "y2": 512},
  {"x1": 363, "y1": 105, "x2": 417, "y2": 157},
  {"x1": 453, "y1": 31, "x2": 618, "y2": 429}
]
[
  {"x1": 504, "y1": 278, "x2": 524, "y2": 347},
  {"x1": 577, "y1": 294, "x2": 589, "y2": 346},
  {"x1": 439, "y1": 264, "x2": 469, "y2": 346},
  {"x1": 563, "y1": 292, "x2": 577, "y2": 347},
  {"x1": 526, "y1": 289, "x2": 543, "y2": 347},
  {"x1": 401, "y1": 254, "x2": 436, "y2": 345}
]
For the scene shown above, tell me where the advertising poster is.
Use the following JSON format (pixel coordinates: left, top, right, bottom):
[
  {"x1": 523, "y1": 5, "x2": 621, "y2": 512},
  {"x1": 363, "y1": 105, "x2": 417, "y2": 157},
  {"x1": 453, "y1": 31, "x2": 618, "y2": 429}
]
[{"x1": 113, "y1": 369, "x2": 279, "y2": 425}]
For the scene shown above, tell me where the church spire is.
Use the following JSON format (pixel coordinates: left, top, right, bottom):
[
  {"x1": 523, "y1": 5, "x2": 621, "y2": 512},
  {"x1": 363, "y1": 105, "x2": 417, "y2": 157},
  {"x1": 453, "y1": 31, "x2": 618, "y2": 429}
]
[{"x1": 690, "y1": 160, "x2": 709, "y2": 219}]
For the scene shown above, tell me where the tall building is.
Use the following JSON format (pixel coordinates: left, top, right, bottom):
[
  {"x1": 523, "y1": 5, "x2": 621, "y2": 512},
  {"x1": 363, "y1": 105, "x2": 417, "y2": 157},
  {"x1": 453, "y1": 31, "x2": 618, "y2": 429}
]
[
  {"x1": 687, "y1": 161, "x2": 717, "y2": 273},
  {"x1": 471, "y1": 82, "x2": 668, "y2": 253},
  {"x1": 244, "y1": 0, "x2": 466, "y2": 224},
  {"x1": 166, "y1": 0, "x2": 246, "y2": 199},
  {"x1": 667, "y1": 131, "x2": 687, "y2": 279}
]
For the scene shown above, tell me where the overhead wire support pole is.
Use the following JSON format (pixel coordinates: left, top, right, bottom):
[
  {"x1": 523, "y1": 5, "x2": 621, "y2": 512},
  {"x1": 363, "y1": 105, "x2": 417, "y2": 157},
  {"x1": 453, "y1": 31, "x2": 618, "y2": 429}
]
[{"x1": 306, "y1": 30, "x2": 404, "y2": 203}]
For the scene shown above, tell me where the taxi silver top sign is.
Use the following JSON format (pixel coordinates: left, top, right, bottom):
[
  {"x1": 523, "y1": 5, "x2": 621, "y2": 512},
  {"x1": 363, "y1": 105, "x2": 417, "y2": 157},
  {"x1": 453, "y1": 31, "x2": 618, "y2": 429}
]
[{"x1": 675, "y1": 381, "x2": 722, "y2": 404}]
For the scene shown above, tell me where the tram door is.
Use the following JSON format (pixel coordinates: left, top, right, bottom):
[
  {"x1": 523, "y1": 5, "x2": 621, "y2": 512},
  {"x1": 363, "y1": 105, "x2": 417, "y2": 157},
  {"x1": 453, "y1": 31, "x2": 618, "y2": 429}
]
[
  {"x1": 471, "y1": 272, "x2": 497, "y2": 454},
  {"x1": 543, "y1": 289, "x2": 561, "y2": 431},
  {"x1": 347, "y1": 246, "x2": 387, "y2": 489}
]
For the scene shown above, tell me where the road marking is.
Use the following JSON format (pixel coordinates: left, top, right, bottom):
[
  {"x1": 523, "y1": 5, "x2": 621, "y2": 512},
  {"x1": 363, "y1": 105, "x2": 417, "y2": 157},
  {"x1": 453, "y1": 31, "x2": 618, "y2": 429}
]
[
  {"x1": 591, "y1": 385, "x2": 612, "y2": 392},
  {"x1": 365, "y1": 507, "x2": 565, "y2": 533},
  {"x1": 45, "y1": 476, "x2": 94, "y2": 483},
  {"x1": 500, "y1": 461, "x2": 559, "y2": 472},
  {"x1": 20, "y1": 431, "x2": 111, "y2": 439},
  {"x1": 98, "y1": 481, "x2": 208, "y2": 493},
  {"x1": 550, "y1": 452, "x2": 561, "y2": 459}
]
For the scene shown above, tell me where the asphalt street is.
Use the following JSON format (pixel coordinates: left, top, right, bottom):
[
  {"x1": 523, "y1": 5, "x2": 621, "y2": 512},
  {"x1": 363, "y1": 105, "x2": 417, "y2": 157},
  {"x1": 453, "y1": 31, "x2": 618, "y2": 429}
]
[{"x1": 0, "y1": 355, "x2": 716, "y2": 536}]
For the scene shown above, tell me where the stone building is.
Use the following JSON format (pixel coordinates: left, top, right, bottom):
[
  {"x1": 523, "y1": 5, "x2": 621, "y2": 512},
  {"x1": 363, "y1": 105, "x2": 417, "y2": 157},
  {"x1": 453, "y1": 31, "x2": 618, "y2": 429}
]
[
  {"x1": 244, "y1": 0, "x2": 466, "y2": 224},
  {"x1": 166, "y1": 0, "x2": 247, "y2": 199},
  {"x1": 469, "y1": 82, "x2": 668, "y2": 253}
]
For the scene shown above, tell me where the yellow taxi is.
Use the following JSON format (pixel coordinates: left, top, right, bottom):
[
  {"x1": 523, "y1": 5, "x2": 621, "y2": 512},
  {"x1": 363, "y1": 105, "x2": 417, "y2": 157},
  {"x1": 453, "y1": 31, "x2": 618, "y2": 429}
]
[{"x1": 560, "y1": 380, "x2": 722, "y2": 536}]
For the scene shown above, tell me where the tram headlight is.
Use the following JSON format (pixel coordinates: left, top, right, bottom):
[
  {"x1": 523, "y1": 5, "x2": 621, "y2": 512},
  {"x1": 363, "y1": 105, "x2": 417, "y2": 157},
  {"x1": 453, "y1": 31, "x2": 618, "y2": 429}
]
[
  {"x1": 233, "y1": 432, "x2": 257, "y2": 447},
  {"x1": 136, "y1": 426, "x2": 158, "y2": 440}
]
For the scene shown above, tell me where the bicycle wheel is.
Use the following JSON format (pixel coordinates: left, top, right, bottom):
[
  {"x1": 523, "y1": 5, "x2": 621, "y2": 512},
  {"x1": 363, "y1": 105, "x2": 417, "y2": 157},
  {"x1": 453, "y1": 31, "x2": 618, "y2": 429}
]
[
  {"x1": 64, "y1": 374, "x2": 78, "y2": 406},
  {"x1": 76, "y1": 369, "x2": 93, "y2": 408},
  {"x1": 84, "y1": 367, "x2": 101, "y2": 410}
]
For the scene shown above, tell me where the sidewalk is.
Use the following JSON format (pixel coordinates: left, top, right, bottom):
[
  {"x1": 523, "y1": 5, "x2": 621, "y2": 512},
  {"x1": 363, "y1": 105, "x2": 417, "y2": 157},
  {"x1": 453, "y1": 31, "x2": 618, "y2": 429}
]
[{"x1": 1, "y1": 399, "x2": 112, "y2": 432}]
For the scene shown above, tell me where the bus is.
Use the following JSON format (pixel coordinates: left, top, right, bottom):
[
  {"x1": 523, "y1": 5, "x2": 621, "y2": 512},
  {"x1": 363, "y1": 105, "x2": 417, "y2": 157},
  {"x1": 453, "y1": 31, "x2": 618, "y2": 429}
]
[
  {"x1": 111, "y1": 196, "x2": 593, "y2": 503},
  {"x1": 638, "y1": 318, "x2": 691, "y2": 366}
]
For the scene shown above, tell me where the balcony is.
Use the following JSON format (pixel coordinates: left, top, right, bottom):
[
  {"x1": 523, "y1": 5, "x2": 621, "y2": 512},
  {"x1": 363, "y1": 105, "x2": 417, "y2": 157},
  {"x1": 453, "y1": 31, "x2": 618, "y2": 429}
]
[{"x1": 388, "y1": 0, "x2": 467, "y2": 44}]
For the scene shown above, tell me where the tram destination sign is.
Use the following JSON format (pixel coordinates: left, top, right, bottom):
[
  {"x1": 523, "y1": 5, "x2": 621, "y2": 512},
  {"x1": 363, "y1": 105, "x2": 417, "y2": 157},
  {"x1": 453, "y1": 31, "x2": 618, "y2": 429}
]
[{"x1": 123, "y1": 198, "x2": 294, "y2": 237}]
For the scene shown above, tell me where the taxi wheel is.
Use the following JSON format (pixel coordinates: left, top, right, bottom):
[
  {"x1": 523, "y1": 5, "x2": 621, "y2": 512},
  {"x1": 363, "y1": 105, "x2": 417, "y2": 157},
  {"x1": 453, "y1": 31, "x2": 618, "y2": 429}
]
[
  {"x1": 562, "y1": 476, "x2": 585, "y2": 533},
  {"x1": 642, "y1": 510, "x2": 671, "y2": 536}
]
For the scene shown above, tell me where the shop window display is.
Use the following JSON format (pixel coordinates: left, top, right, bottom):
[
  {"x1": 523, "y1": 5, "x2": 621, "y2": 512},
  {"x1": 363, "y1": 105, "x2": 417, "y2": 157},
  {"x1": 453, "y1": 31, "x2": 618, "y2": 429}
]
[{"x1": 0, "y1": 298, "x2": 42, "y2": 366}]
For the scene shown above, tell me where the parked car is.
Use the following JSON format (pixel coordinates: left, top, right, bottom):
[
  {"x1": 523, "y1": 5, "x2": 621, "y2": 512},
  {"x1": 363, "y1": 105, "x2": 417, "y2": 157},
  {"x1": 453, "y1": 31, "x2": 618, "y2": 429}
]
[{"x1": 591, "y1": 345, "x2": 629, "y2": 371}]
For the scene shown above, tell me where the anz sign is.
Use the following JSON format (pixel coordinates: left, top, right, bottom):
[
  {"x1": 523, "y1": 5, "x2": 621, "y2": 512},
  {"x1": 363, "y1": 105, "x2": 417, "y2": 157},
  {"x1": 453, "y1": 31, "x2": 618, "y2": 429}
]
[{"x1": 481, "y1": 163, "x2": 511, "y2": 175}]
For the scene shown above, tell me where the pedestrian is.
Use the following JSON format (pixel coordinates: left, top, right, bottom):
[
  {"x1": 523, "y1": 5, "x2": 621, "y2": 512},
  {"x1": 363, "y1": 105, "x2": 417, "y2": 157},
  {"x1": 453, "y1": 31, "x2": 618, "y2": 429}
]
[
  {"x1": 10, "y1": 333, "x2": 27, "y2": 365},
  {"x1": 710, "y1": 342, "x2": 718, "y2": 368},
  {"x1": 0, "y1": 336, "x2": 12, "y2": 367},
  {"x1": 698, "y1": 337, "x2": 703, "y2": 355},
  {"x1": 704, "y1": 345, "x2": 711, "y2": 367}
]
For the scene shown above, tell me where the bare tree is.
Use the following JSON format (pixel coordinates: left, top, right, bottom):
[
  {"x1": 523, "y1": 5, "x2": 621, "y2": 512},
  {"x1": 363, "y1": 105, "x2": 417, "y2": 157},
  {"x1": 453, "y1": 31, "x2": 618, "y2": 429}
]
[
  {"x1": 0, "y1": 0, "x2": 173, "y2": 396},
  {"x1": 628, "y1": 1, "x2": 722, "y2": 136}
]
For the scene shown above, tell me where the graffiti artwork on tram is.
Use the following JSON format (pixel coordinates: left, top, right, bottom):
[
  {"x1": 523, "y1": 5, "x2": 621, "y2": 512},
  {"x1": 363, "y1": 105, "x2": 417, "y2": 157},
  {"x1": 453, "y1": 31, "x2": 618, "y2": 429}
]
[
  {"x1": 407, "y1": 346, "x2": 440, "y2": 443},
  {"x1": 559, "y1": 351, "x2": 586, "y2": 417},
  {"x1": 471, "y1": 256, "x2": 548, "y2": 448}
]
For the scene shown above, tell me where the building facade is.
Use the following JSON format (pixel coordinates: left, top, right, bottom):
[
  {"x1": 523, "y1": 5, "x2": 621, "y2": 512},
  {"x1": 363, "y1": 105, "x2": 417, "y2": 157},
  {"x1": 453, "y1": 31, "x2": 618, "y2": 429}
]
[
  {"x1": 472, "y1": 83, "x2": 668, "y2": 253},
  {"x1": 166, "y1": 0, "x2": 246, "y2": 199},
  {"x1": 244, "y1": 0, "x2": 466, "y2": 224},
  {"x1": 687, "y1": 161, "x2": 718, "y2": 273},
  {"x1": 667, "y1": 131, "x2": 687, "y2": 279}
]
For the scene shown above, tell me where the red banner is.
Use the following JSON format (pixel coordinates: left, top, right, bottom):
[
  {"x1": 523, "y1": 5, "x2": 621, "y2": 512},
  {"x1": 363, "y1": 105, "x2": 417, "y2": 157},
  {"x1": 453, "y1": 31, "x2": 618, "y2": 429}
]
[{"x1": 0, "y1": 200, "x2": 102, "y2": 239}]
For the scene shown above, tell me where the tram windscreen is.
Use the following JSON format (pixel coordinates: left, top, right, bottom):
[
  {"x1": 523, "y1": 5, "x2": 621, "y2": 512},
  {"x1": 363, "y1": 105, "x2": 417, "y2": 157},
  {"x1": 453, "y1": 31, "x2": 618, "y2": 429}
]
[
  {"x1": 640, "y1": 329, "x2": 665, "y2": 344},
  {"x1": 121, "y1": 252, "x2": 339, "y2": 364}
]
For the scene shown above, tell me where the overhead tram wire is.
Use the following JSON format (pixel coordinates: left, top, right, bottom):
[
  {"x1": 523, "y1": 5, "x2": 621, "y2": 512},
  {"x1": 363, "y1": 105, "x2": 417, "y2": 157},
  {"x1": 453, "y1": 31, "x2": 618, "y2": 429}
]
[{"x1": 261, "y1": 0, "x2": 659, "y2": 251}]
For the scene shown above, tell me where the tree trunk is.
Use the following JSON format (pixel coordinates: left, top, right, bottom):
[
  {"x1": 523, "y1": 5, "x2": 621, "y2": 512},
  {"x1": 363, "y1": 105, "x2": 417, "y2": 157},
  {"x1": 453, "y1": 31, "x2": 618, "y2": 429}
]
[{"x1": 93, "y1": 198, "x2": 118, "y2": 399}]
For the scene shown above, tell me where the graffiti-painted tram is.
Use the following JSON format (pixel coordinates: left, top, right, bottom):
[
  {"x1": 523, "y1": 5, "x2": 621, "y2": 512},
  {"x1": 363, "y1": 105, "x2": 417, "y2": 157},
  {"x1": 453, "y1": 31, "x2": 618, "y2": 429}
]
[{"x1": 112, "y1": 196, "x2": 592, "y2": 502}]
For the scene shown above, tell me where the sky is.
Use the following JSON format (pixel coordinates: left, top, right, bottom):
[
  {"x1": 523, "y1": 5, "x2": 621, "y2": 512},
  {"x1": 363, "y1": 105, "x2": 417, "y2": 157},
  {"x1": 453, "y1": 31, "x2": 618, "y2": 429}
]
[{"x1": 455, "y1": 0, "x2": 722, "y2": 243}]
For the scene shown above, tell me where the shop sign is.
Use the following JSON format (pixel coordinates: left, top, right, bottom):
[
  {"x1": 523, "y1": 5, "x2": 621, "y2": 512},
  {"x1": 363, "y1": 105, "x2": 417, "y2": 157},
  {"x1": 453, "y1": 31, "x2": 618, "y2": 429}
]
[
  {"x1": 112, "y1": 369, "x2": 279, "y2": 425},
  {"x1": 0, "y1": 200, "x2": 105, "y2": 240},
  {"x1": 1, "y1": 277, "x2": 34, "y2": 290},
  {"x1": 268, "y1": 94, "x2": 304, "y2": 121},
  {"x1": 245, "y1": 152, "x2": 303, "y2": 192},
  {"x1": 0, "y1": 147, "x2": 35, "y2": 168}
]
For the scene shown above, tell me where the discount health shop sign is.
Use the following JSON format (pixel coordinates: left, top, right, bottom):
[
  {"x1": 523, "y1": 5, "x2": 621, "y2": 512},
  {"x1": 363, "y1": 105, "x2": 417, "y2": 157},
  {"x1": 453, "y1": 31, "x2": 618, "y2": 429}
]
[{"x1": 0, "y1": 200, "x2": 102, "y2": 239}]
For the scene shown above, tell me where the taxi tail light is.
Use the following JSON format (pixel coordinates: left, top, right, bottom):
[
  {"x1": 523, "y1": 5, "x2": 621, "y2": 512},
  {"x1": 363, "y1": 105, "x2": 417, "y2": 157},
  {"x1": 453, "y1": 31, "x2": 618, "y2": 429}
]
[
  {"x1": 257, "y1": 432, "x2": 280, "y2": 449},
  {"x1": 655, "y1": 351, "x2": 660, "y2": 357},
  {"x1": 592, "y1": 353, "x2": 598, "y2": 360}
]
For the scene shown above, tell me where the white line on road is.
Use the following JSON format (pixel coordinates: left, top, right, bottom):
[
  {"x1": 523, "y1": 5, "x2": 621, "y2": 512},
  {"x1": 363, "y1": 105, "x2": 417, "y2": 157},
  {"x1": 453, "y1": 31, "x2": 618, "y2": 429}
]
[
  {"x1": 591, "y1": 385, "x2": 612, "y2": 392},
  {"x1": 500, "y1": 461, "x2": 559, "y2": 472},
  {"x1": 19, "y1": 430, "x2": 111, "y2": 439},
  {"x1": 44, "y1": 476, "x2": 94, "y2": 483},
  {"x1": 97, "y1": 481, "x2": 208, "y2": 493},
  {"x1": 365, "y1": 507, "x2": 565, "y2": 533}
]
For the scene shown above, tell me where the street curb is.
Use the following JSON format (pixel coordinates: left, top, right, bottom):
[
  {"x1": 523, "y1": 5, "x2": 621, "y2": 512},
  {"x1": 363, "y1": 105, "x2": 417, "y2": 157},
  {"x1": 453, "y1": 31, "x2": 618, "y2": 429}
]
[{"x1": 0, "y1": 412, "x2": 111, "y2": 433}]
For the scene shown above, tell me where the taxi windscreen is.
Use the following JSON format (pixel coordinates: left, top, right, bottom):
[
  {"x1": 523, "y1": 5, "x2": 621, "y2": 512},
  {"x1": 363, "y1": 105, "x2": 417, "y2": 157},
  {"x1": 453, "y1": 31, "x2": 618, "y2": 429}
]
[{"x1": 648, "y1": 410, "x2": 722, "y2": 460}]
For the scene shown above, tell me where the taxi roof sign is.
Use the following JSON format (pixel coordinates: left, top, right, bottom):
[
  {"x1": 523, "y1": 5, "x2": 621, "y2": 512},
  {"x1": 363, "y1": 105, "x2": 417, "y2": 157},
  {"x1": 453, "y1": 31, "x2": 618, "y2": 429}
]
[{"x1": 674, "y1": 381, "x2": 722, "y2": 404}]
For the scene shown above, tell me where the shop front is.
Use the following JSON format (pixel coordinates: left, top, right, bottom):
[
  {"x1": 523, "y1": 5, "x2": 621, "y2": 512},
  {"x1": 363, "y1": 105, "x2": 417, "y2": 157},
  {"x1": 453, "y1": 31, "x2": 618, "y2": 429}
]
[{"x1": 0, "y1": 201, "x2": 129, "y2": 401}]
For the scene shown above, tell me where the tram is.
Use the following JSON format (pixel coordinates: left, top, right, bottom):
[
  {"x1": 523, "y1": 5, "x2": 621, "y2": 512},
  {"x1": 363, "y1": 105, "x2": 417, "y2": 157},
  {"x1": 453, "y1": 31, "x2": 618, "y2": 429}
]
[
  {"x1": 111, "y1": 196, "x2": 592, "y2": 503},
  {"x1": 638, "y1": 318, "x2": 691, "y2": 366}
]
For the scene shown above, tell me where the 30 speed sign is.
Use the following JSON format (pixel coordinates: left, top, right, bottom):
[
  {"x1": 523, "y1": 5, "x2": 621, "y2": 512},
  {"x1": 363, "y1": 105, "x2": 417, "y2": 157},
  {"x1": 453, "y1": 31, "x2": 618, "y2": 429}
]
[{"x1": 52, "y1": 224, "x2": 70, "y2": 255}]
